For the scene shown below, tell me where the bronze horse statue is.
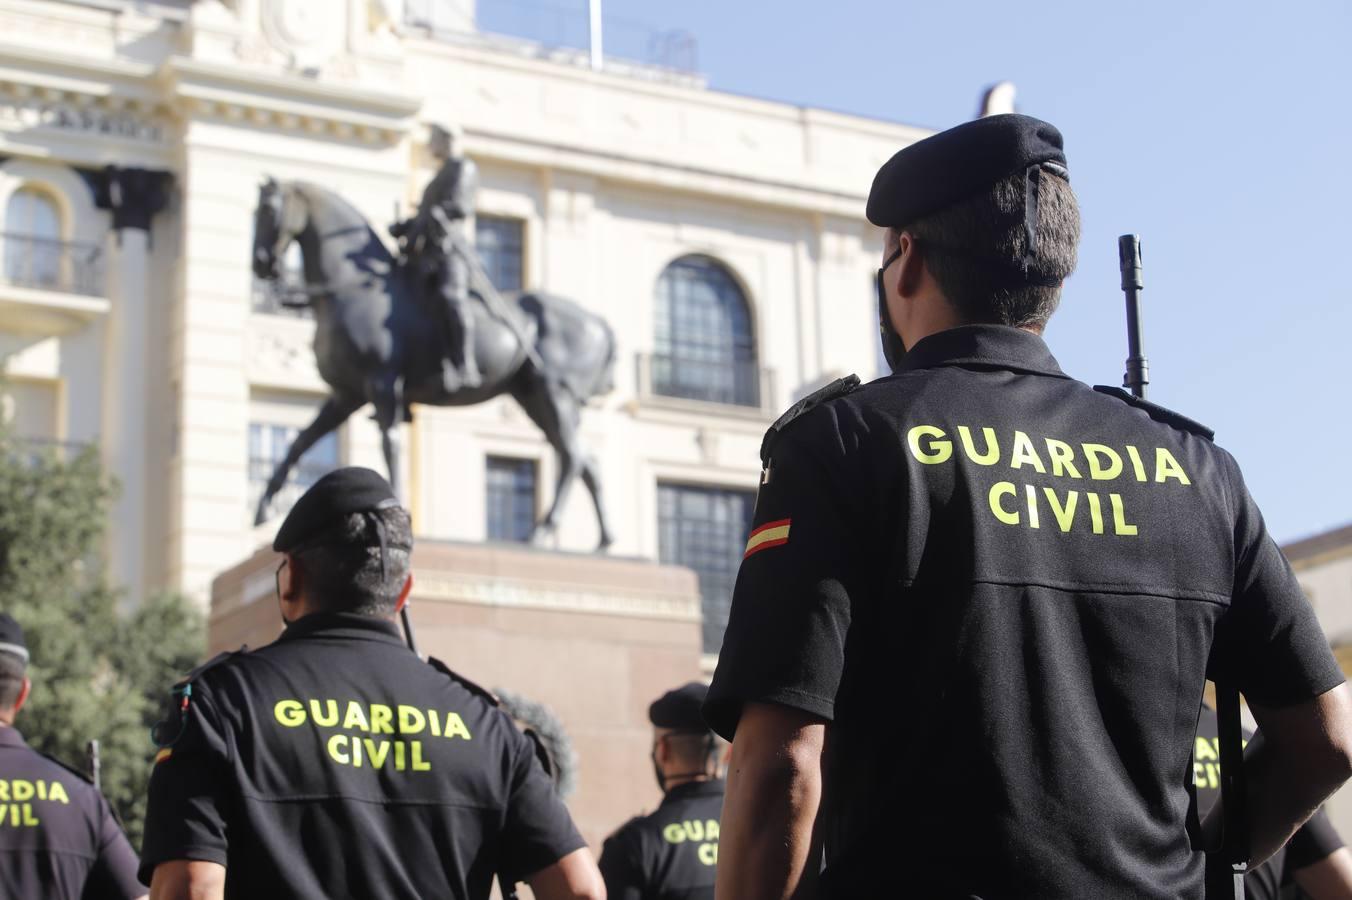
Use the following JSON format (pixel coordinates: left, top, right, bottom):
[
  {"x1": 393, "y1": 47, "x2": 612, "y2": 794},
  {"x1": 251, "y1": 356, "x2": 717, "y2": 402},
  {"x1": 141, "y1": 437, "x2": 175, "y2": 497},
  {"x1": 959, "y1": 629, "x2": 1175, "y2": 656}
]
[{"x1": 251, "y1": 178, "x2": 616, "y2": 550}]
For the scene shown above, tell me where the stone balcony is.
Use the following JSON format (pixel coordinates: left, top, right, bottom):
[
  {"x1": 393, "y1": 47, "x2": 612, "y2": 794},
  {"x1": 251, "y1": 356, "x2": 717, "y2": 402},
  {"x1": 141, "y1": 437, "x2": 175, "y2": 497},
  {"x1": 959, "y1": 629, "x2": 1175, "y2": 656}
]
[{"x1": 0, "y1": 233, "x2": 109, "y2": 335}]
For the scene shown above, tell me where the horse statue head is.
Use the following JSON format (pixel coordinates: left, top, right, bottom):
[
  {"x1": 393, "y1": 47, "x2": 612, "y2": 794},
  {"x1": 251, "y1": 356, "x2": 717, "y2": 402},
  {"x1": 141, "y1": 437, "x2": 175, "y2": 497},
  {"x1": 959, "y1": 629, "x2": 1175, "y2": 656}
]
[{"x1": 252, "y1": 177, "x2": 307, "y2": 282}]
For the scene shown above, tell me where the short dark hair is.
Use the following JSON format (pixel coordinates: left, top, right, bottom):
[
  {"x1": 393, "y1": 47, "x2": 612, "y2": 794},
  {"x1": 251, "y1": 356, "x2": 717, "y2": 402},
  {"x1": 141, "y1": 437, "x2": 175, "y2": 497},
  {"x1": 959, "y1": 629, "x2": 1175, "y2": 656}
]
[
  {"x1": 905, "y1": 167, "x2": 1080, "y2": 329},
  {"x1": 292, "y1": 507, "x2": 413, "y2": 616},
  {"x1": 0, "y1": 653, "x2": 26, "y2": 709},
  {"x1": 663, "y1": 731, "x2": 721, "y2": 772}
]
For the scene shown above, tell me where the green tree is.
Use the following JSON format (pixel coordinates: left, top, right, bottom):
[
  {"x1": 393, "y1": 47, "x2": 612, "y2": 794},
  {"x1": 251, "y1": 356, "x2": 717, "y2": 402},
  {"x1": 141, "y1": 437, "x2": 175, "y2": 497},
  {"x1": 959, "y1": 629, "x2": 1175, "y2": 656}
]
[{"x1": 0, "y1": 437, "x2": 204, "y2": 847}]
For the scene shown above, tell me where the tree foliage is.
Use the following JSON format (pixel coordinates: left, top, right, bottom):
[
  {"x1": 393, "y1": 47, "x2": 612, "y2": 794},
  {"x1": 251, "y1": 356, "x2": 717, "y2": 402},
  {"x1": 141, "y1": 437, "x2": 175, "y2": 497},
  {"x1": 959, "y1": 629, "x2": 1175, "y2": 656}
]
[{"x1": 0, "y1": 438, "x2": 204, "y2": 847}]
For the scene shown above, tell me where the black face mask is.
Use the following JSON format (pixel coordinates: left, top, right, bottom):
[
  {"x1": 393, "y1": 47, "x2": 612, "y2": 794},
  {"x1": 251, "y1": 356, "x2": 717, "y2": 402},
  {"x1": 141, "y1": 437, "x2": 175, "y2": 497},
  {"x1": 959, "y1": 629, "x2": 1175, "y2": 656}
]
[
  {"x1": 650, "y1": 745, "x2": 665, "y2": 793},
  {"x1": 877, "y1": 245, "x2": 908, "y2": 372}
]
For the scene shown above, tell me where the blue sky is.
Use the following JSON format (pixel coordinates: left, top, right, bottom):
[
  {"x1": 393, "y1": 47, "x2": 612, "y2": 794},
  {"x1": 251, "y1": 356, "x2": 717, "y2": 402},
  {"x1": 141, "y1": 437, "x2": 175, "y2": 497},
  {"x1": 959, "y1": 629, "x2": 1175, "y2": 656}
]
[{"x1": 489, "y1": 0, "x2": 1351, "y2": 543}]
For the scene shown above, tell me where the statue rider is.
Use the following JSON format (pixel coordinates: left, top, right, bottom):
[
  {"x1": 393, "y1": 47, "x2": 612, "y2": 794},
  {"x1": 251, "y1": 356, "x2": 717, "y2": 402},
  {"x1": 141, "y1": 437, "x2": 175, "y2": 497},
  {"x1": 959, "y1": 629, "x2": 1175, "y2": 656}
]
[{"x1": 391, "y1": 124, "x2": 482, "y2": 391}]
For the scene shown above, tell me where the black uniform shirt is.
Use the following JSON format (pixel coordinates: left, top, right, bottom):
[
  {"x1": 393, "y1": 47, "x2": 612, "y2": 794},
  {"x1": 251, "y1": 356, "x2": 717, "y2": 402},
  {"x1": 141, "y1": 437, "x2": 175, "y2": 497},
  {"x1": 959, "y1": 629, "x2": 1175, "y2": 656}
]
[
  {"x1": 599, "y1": 779, "x2": 723, "y2": 900},
  {"x1": 140, "y1": 612, "x2": 584, "y2": 899},
  {"x1": 705, "y1": 325, "x2": 1344, "y2": 900},
  {"x1": 0, "y1": 727, "x2": 144, "y2": 900},
  {"x1": 1194, "y1": 705, "x2": 1345, "y2": 900}
]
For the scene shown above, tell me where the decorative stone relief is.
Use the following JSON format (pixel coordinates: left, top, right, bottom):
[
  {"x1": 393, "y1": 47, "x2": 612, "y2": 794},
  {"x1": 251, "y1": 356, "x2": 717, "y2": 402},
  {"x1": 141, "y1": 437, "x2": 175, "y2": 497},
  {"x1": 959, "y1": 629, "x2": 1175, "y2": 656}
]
[
  {"x1": 261, "y1": 0, "x2": 346, "y2": 74},
  {"x1": 416, "y1": 572, "x2": 702, "y2": 622},
  {"x1": 246, "y1": 325, "x2": 322, "y2": 388},
  {"x1": 0, "y1": 87, "x2": 170, "y2": 145}
]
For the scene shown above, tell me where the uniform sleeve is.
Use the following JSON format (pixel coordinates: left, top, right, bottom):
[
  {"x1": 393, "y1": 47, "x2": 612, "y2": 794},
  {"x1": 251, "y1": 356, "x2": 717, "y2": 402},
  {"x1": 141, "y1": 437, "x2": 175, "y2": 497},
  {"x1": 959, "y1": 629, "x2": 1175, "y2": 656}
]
[
  {"x1": 598, "y1": 825, "x2": 646, "y2": 900},
  {"x1": 1286, "y1": 807, "x2": 1345, "y2": 871},
  {"x1": 499, "y1": 724, "x2": 586, "y2": 884},
  {"x1": 82, "y1": 792, "x2": 146, "y2": 900},
  {"x1": 138, "y1": 681, "x2": 233, "y2": 885},
  {"x1": 704, "y1": 424, "x2": 859, "y2": 740},
  {"x1": 1213, "y1": 455, "x2": 1345, "y2": 707}
]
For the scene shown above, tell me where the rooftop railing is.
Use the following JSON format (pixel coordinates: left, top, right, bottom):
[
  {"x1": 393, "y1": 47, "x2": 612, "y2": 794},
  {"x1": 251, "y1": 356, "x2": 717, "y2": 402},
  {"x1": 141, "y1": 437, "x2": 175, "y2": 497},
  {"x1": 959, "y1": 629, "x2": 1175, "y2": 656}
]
[{"x1": 405, "y1": 0, "x2": 699, "y2": 75}]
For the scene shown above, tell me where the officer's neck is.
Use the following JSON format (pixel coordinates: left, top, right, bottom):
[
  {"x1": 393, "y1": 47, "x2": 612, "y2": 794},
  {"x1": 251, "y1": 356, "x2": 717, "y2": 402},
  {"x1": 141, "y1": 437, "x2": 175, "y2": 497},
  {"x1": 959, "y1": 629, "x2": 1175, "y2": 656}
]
[
  {"x1": 895, "y1": 291, "x2": 1045, "y2": 350},
  {"x1": 662, "y1": 771, "x2": 713, "y2": 792}
]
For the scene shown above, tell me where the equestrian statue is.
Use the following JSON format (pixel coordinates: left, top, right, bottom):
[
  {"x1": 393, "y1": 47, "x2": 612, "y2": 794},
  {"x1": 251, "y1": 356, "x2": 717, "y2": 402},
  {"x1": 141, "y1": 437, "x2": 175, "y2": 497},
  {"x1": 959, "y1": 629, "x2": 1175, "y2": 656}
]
[{"x1": 250, "y1": 127, "x2": 616, "y2": 550}]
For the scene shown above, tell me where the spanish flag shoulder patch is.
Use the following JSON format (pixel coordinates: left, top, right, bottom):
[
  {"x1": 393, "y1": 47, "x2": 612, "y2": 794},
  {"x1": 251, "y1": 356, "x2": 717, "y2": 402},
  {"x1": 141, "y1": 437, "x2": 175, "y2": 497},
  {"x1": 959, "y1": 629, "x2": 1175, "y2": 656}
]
[
  {"x1": 153, "y1": 748, "x2": 173, "y2": 766},
  {"x1": 744, "y1": 518, "x2": 791, "y2": 559}
]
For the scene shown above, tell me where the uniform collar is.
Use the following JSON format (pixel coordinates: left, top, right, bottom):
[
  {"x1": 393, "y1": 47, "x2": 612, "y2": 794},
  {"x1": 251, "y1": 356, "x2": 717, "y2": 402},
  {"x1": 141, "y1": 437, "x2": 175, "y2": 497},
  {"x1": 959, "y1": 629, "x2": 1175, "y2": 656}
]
[
  {"x1": 899, "y1": 324, "x2": 1068, "y2": 379},
  {"x1": 663, "y1": 778, "x2": 725, "y2": 803},
  {"x1": 0, "y1": 726, "x2": 27, "y2": 748},
  {"x1": 279, "y1": 611, "x2": 405, "y2": 646}
]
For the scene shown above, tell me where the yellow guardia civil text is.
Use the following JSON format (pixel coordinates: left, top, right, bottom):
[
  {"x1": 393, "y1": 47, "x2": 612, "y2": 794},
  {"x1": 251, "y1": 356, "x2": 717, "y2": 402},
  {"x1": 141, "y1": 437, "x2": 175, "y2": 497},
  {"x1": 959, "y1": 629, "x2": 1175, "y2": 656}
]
[
  {"x1": 0, "y1": 778, "x2": 71, "y2": 827},
  {"x1": 273, "y1": 698, "x2": 474, "y2": 772},
  {"x1": 906, "y1": 424, "x2": 1193, "y2": 537}
]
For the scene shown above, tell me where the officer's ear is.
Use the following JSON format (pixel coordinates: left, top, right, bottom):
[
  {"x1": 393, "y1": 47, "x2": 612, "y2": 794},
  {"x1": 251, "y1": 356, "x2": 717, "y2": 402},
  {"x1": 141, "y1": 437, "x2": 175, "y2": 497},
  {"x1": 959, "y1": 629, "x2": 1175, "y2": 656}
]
[
  {"x1": 13, "y1": 677, "x2": 30, "y2": 715},
  {"x1": 895, "y1": 230, "x2": 927, "y2": 300},
  {"x1": 394, "y1": 573, "x2": 414, "y2": 613},
  {"x1": 281, "y1": 553, "x2": 303, "y2": 601}
]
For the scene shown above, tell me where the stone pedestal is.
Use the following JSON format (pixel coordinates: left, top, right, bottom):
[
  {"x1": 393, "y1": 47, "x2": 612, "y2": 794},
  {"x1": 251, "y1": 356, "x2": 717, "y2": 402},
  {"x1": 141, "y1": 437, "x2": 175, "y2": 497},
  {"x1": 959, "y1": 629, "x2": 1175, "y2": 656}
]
[{"x1": 210, "y1": 540, "x2": 704, "y2": 848}]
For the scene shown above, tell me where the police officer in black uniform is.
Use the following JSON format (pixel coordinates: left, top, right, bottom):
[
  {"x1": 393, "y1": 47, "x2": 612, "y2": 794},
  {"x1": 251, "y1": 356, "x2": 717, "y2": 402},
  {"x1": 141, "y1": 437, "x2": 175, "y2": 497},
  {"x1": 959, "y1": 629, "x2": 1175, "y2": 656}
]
[
  {"x1": 600, "y1": 682, "x2": 724, "y2": 899},
  {"x1": 139, "y1": 467, "x2": 604, "y2": 900},
  {"x1": 0, "y1": 613, "x2": 146, "y2": 900},
  {"x1": 702, "y1": 114, "x2": 1352, "y2": 899},
  {"x1": 1193, "y1": 704, "x2": 1352, "y2": 899}
]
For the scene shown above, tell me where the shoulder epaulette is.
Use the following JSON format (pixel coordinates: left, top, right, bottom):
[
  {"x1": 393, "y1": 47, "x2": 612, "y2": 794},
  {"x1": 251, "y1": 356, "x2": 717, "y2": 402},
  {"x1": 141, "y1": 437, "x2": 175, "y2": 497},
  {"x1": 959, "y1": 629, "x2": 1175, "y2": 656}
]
[
  {"x1": 427, "y1": 656, "x2": 499, "y2": 706},
  {"x1": 37, "y1": 751, "x2": 94, "y2": 786},
  {"x1": 150, "y1": 646, "x2": 247, "y2": 750},
  {"x1": 176, "y1": 647, "x2": 248, "y2": 687},
  {"x1": 760, "y1": 374, "x2": 861, "y2": 466},
  {"x1": 1093, "y1": 385, "x2": 1215, "y2": 441}
]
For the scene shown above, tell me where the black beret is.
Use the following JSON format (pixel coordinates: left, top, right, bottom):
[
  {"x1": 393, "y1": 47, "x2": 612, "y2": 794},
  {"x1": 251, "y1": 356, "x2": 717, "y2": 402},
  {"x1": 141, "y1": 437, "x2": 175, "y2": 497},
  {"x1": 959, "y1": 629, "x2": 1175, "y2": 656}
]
[
  {"x1": 273, "y1": 467, "x2": 403, "y2": 553},
  {"x1": 0, "y1": 613, "x2": 27, "y2": 664},
  {"x1": 649, "y1": 682, "x2": 711, "y2": 732},
  {"x1": 866, "y1": 114, "x2": 1067, "y2": 228}
]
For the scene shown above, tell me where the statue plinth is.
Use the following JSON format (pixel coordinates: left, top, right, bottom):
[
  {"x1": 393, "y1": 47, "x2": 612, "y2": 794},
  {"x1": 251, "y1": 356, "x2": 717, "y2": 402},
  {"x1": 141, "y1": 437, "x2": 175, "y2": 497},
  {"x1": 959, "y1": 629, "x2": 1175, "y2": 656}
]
[{"x1": 210, "y1": 540, "x2": 704, "y2": 847}]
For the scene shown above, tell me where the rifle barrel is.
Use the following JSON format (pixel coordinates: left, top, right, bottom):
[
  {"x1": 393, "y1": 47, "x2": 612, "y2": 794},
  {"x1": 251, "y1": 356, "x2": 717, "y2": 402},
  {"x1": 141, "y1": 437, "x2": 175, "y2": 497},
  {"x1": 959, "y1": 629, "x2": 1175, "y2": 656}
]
[{"x1": 1117, "y1": 234, "x2": 1149, "y2": 400}]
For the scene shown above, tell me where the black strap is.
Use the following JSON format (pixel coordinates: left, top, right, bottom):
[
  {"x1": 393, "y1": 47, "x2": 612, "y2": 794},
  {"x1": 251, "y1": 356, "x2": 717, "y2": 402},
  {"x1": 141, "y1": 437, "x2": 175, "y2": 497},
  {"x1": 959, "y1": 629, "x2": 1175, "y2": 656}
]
[
  {"x1": 1217, "y1": 681, "x2": 1248, "y2": 900},
  {"x1": 1023, "y1": 163, "x2": 1042, "y2": 273}
]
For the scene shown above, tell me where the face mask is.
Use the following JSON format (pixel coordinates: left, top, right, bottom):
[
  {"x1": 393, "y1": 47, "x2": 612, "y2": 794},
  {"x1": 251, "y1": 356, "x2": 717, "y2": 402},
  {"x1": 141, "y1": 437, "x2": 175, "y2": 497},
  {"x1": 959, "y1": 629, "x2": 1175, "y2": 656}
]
[
  {"x1": 877, "y1": 245, "x2": 907, "y2": 372},
  {"x1": 650, "y1": 743, "x2": 671, "y2": 793}
]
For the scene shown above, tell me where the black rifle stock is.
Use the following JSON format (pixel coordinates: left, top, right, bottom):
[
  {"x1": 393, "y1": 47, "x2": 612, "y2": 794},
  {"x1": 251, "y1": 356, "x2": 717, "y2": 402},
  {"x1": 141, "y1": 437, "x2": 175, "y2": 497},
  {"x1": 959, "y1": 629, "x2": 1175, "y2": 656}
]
[
  {"x1": 86, "y1": 739, "x2": 100, "y2": 792},
  {"x1": 1117, "y1": 235, "x2": 1246, "y2": 900},
  {"x1": 401, "y1": 605, "x2": 418, "y2": 655}
]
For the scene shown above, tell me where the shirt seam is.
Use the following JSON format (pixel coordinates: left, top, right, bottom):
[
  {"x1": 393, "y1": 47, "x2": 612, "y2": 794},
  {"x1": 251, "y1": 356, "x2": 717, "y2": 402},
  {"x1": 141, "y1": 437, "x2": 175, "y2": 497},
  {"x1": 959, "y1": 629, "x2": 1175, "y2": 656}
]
[
  {"x1": 0, "y1": 847, "x2": 97, "y2": 861},
  {"x1": 237, "y1": 790, "x2": 509, "y2": 812},
  {"x1": 900, "y1": 575, "x2": 1231, "y2": 606}
]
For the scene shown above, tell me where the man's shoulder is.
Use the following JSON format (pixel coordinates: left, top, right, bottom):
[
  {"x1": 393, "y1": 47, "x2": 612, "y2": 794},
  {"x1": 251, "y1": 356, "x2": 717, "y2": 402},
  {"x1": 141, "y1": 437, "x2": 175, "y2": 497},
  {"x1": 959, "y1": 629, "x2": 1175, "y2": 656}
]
[
  {"x1": 606, "y1": 810, "x2": 664, "y2": 851},
  {"x1": 1089, "y1": 385, "x2": 1215, "y2": 442},
  {"x1": 759, "y1": 374, "x2": 862, "y2": 466},
  {"x1": 6, "y1": 743, "x2": 100, "y2": 801}
]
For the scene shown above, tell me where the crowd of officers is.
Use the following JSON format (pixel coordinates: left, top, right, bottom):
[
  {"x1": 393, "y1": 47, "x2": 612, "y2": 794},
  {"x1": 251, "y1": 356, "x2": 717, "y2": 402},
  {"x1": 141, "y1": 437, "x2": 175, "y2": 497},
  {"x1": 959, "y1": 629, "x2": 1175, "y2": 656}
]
[{"x1": 3, "y1": 114, "x2": 1352, "y2": 899}]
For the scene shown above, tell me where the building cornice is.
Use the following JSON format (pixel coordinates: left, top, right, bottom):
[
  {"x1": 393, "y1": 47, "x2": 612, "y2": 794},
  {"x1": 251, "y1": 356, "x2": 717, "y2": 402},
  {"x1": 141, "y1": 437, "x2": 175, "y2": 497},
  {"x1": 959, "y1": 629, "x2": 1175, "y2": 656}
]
[
  {"x1": 467, "y1": 128, "x2": 874, "y2": 219},
  {"x1": 0, "y1": 41, "x2": 159, "y2": 101},
  {"x1": 158, "y1": 56, "x2": 421, "y2": 143}
]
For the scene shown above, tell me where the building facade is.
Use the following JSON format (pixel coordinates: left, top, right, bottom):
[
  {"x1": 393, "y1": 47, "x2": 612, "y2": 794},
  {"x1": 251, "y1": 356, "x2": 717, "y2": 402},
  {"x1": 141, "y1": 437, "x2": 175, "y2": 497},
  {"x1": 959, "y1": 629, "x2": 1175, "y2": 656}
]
[{"x1": 0, "y1": 0, "x2": 918, "y2": 657}]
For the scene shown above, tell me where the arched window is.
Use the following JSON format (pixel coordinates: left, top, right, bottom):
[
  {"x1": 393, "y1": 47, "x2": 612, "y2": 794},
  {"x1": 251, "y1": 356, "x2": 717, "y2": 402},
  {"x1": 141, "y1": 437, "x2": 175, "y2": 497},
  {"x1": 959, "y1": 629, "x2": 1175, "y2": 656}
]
[
  {"x1": 653, "y1": 255, "x2": 759, "y2": 407},
  {"x1": 4, "y1": 187, "x2": 62, "y2": 289}
]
